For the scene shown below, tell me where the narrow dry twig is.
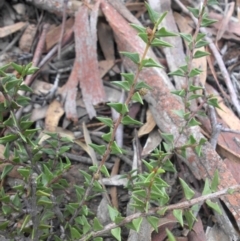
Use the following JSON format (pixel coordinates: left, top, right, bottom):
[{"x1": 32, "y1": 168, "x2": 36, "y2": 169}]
[{"x1": 24, "y1": 23, "x2": 50, "y2": 86}]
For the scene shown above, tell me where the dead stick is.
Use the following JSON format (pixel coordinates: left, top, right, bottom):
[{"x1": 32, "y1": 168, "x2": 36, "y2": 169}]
[{"x1": 24, "y1": 23, "x2": 49, "y2": 86}]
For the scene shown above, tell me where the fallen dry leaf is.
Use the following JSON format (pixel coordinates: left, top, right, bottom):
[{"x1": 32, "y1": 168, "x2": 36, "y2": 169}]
[
  {"x1": 46, "y1": 18, "x2": 74, "y2": 51},
  {"x1": 216, "y1": 2, "x2": 235, "y2": 42},
  {"x1": 19, "y1": 24, "x2": 37, "y2": 52},
  {"x1": 0, "y1": 22, "x2": 27, "y2": 38},
  {"x1": 141, "y1": 130, "x2": 162, "y2": 156},
  {"x1": 45, "y1": 100, "x2": 64, "y2": 132},
  {"x1": 206, "y1": 84, "x2": 240, "y2": 131},
  {"x1": 138, "y1": 109, "x2": 156, "y2": 137}
]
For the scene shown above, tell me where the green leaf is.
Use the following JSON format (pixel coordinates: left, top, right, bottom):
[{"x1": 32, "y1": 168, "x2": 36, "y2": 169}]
[
  {"x1": 3, "y1": 143, "x2": 10, "y2": 159},
  {"x1": 108, "y1": 205, "x2": 119, "y2": 222},
  {"x1": 162, "y1": 159, "x2": 176, "y2": 172},
  {"x1": 5, "y1": 80, "x2": 21, "y2": 91},
  {"x1": 17, "y1": 168, "x2": 30, "y2": 180},
  {"x1": 121, "y1": 73, "x2": 135, "y2": 85},
  {"x1": 107, "y1": 103, "x2": 129, "y2": 115},
  {"x1": 179, "y1": 178, "x2": 195, "y2": 200},
  {"x1": 93, "y1": 238, "x2": 103, "y2": 241},
  {"x1": 102, "y1": 129, "x2": 112, "y2": 142},
  {"x1": 206, "y1": 199, "x2": 222, "y2": 214},
  {"x1": 19, "y1": 120, "x2": 33, "y2": 130},
  {"x1": 173, "y1": 209, "x2": 183, "y2": 227},
  {"x1": 187, "y1": 7, "x2": 200, "y2": 18},
  {"x1": 142, "y1": 159, "x2": 154, "y2": 172},
  {"x1": 211, "y1": 170, "x2": 219, "y2": 192},
  {"x1": 36, "y1": 190, "x2": 51, "y2": 197},
  {"x1": 195, "y1": 33, "x2": 206, "y2": 42},
  {"x1": 26, "y1": 66, "x2": 39, "y2": 75},
  {"x1": 2, "y1": 205, "x2": 12, "y2": 215},
  {"x1": 195, "y1": 144, "x2": 203, "y2": 157},
  {"x1": 151, "y1": 38, "x2": 173, "y2": 47},
  {"x1": 188, "y1": 117, "x2": 201, "y2": 127},
  {"x1": 146, "y1": 216, "x2": 159, "y2": 232},
  {"x1": 187, "y1": 134, "x2": 197, "y2": 145},
  {"x1": 100, "y1": 165, "x2": 110, "y2": 178},
  {"x1": 112, "y1": 81, "x2": 131, "y2": 91},
  {"x1": 96, "y1": 117, "x2": 113, "y2": 127},
  {"x1": 201, "y1": 17, "x2": 217, "y2": 27},
  {"x1": 166, "y1": 228, "x2": 176, "y2": 241},
  {"x1": 89, "y1": 143, "x2": 106, "y2": 156},
  {"x1": 156, "y1": 11, "x2": 168, "y2": 27},
  {"x1": 79, "y1": 170, "x2": 92, "y2": 183},
  {"x1": 179, "y1": 33, "x2": 193, "y2": 43},
  {"x1": 132, "y1": 217, "x2": 143, "y2": 232},
  {"x1": 155, "y1": 27, "x2": 178, "y2": 37},
  {"x1": 135, "y1": 81, "x2": 152, "y2": 90},
  {"x1": 120, "y1": 51, "x2": 140, "y2": 64},
  {"x1": 0, "y1": 134, "x2": 18, "y2": 144},
  {"x1": 0, "y1": 221, "x2": 9, "y2": 230},
  {"x1": 121, "y1": 115, "x2": 142, "y2": 125},
  {"x1": 18, "y1": 84, "x2": 33, "y2": 92},
  {"x1": 138, "y1": 32, "x2": 148, "y2": 43},
  {"x1": 142, "y1": 58, "x2": 163, "y2": 68},
  {"x1": 207, "y1": 97, "x2": 223, "y2": 110},
  {"x1": 202, "y1": 178, "x2": 211, "y2": 195},
  {"x1": 208, "y1": 0, "x2": 219, "y2": 6},
  {"x1": 184, "y1": 210, "x2": 196, "y2": 230},
  {"x1": 193, "y1": 50, "x2": 210, "y2": 59},
  {"x1": 199, "y1": 138, "x2": 207, "y2": 145},
  {"x1": 111, "y1": 141, "x2": 123, "y2": 154},
  {"x1": 37, "y1": 196, "x2": 52, "y2": 206},
  {"x1": 130, "y1": 24, "x2": 146, "y2": 33},
  {"x1": 161, "y1": 132, "x2": 174, "y2": 143},
  {"x1": 43, "y1": 164, "x2": 54, "y2": 183},
  {"x1": 168, "y1": 69, "x2": 185, "y2": 77},
  {"x1": 145, "y1": 2, "x2": 160, "y2": 23},
  {"x1": 11, "y1": 62, "x2": 23, "y2": 73},
  {"x1": 173, "y1": 109, "x2": 185, "y2": 118},
  {"x1": 195, "y1": 40, "x2": 209, "y2": 48},
  {"x1": 1, "y1": 165, "x2": 13, "y2": 180},
  {"x1": 70, "y1": 226, "x2": 81, "y2": 239},
  {"x1": 111, "y1": 227, "x2": 121, "y2": 241},
  {"x1": 189, "y1": 85, "x2": 204, "y2": 92},
  {"x1": 189, "y1": 68, "x2": 203, "y2": 77},
  {"x1": 132, "y1": 92, "x2": 143, "y2": 104},
  {"x1": 20, "y1": 215, "x2": 31, "y2": 232},
  {"x1": 15, "y1": 95, "x2": 31, "y2": 106}
]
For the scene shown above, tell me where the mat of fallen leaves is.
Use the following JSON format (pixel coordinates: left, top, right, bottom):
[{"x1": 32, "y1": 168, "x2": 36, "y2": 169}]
[{"x1": 1, "y1": 0, "x2": 240, "y2": 240}]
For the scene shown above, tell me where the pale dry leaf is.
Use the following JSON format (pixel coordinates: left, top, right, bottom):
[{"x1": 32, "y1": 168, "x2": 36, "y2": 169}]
[
  {"x1": 98, "y1": 21, "x2": 115, "y2": 60},
  {"x1": 138, "y1": 109, "x2": 156, "y2": 137},
  {"x1": 141, "y1": 130, "x2": 162, "y2": 156},
  {"x1": 45, "y1": 100, "x2": 64, "y2": 132},
  {"x1": 46, "y1": 18, "x2": 74, "y2": 51},
  {"x1": 19, "y1": 24, "x2": 37, "y2": 52},
  {"x1": 30, "y1": 106, "x2": 48, "y2": 122},
  {"x1": 99, "y1": 60, "x2": 115, "y2": 78},
  {"x1": 82, "y1": 122, "x2": 97, "y2": 165},
  {"x1": 0, "y1": 22, "x2": 27, "y2": 38},
  {"x1": 206, "y1": 84, "x2": 240, "y2": 131},
  {"x1": 216, "y1": 2, "x2": 235, "y2": 42}
]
